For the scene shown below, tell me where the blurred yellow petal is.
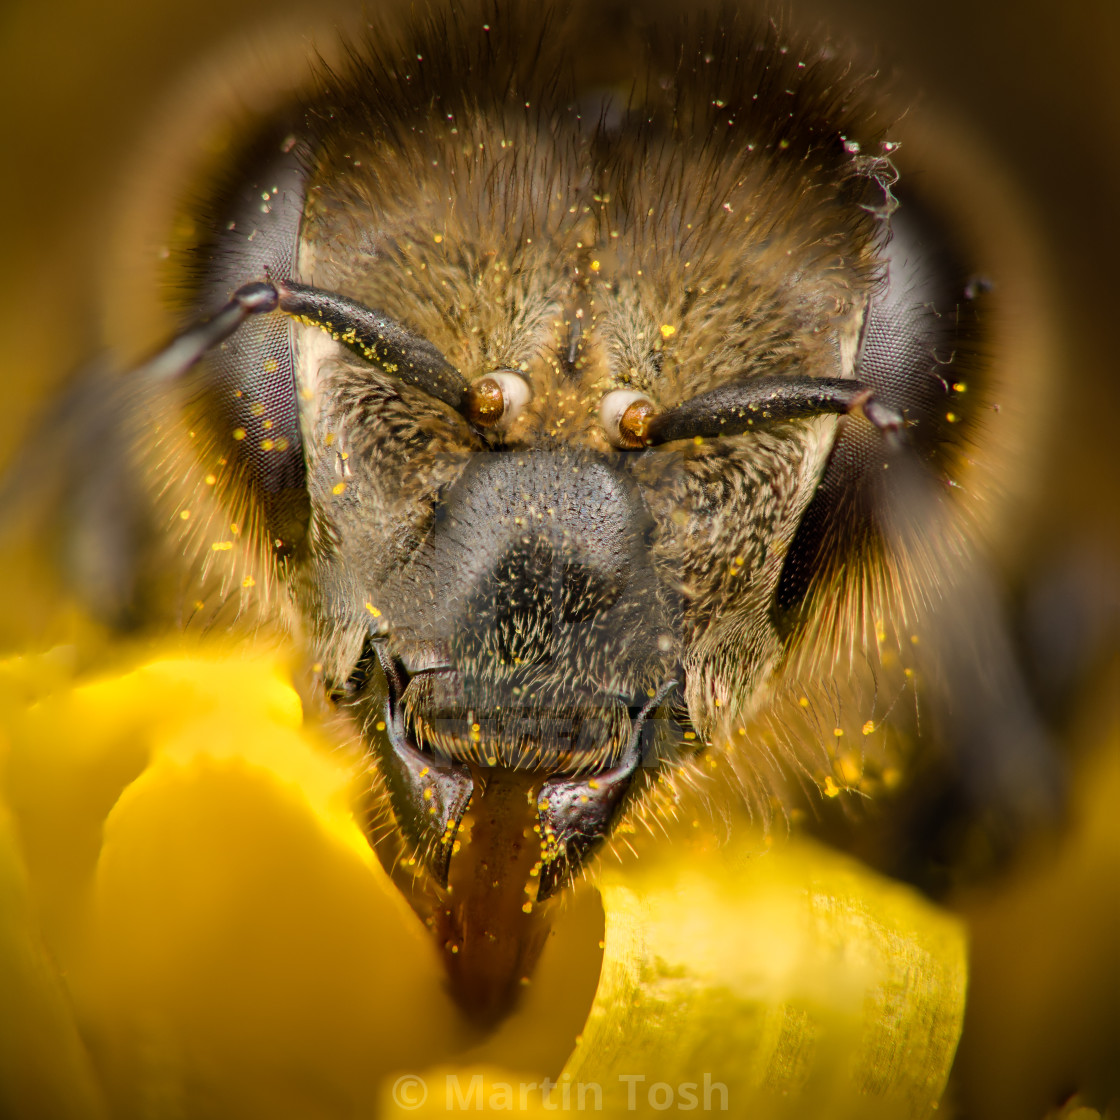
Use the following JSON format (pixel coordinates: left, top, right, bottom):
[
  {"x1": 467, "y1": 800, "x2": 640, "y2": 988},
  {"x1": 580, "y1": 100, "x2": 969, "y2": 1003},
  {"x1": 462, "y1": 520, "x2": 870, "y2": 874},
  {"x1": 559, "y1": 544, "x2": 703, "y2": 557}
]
[
  {"x1": 954, "y1": 691, "x2": 1120, "y2": 1120},
  {"x1": 2, "y1": 648, "x2": 465, "y2": 1119},
  {"x1": 0, "y1": 803, "x2": 108, "y2": 1120},
  {"x1": 3, "y1": 651, "x2": 325, "y2": 974}
]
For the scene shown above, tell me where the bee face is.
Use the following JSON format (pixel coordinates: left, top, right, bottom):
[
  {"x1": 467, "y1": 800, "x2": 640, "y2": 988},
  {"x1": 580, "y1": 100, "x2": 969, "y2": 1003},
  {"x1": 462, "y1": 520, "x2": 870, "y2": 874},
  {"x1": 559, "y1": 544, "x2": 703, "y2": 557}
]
[
  {"x1": 5, "y1": 0, "x2": 1050, "y2": 1025},
  {"x1": 144, "y1": 1, "x2": 994, "y2": 1021}
]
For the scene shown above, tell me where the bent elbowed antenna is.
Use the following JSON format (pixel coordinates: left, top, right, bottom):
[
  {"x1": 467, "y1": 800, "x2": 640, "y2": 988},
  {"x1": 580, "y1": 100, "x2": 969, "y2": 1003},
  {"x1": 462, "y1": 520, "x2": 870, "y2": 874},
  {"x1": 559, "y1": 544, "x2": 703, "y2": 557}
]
[{"x1": 135, "y1": 279, "x2": 906, "y2": 442}]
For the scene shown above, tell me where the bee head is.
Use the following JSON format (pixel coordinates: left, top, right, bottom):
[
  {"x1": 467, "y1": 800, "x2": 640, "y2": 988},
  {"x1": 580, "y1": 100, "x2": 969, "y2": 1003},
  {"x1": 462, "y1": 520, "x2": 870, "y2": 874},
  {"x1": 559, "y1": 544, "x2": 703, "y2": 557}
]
[{"x1": 145, "y1": 1, "x2": 992, "y2": 1023}]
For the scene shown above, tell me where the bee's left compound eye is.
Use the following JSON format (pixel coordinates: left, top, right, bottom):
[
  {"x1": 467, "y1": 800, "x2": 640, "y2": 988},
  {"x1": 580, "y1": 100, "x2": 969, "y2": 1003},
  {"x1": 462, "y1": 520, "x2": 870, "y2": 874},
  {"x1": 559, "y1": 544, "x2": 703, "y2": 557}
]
[
  {"x1": 464, "y1": 370, "x2": 531, "y2": 432},
  {"x1": 600, "y1": 389, "x2": 657, "y2": 449}
]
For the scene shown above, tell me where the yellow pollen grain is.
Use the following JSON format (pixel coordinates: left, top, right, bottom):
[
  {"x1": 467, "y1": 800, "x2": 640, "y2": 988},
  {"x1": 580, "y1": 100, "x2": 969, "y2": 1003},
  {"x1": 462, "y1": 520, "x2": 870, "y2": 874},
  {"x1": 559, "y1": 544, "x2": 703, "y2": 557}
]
[
  {"x1": 590, "y1": 259, "x2": 601, "y2": 271},
  {"x1": 179, "y1": 510, "x2": 191, "y2": 520},
  {"x1": 798, "y1": 696, "x2": 810, "y2": 708},
  {"x1": 823, "y1": 776, "x2": 840, "y2": 798},
  {"x1": 660, "y1": 323, "x2": 676, "y2": 339},
  {"x1": 205, "y1": 474, "x2": 217, "y2": 486},
  {"x1": 522, "y1": 902, "x2": 533, "y2": 913},
  {"x1": 242, "y1": 576, "x2": 256, "y2": 588},
  {"x1": 332, "y1": 482, "x2": 346, "y2": 495},
  {"x1": 422, "y1": 788, "x2": 433, "y2": 801},
  {"x1": 433, "y1": 233, "x2": 443, "y2": 243},
  {"x1": 211, "y1": 541, "x2": 233, "y2": 551},
  {"x1": 232, "y1": 428, "x2": 246, "y2": 441},
  {"x1": 375, "y1": 721, "x2": 386, "y2": 732},
  {"x1": 861, "y1": 720, "x2": 875, "y2": 736},
  {"x1": 261, "y1": 439, "x2": 275, "y2": 451},
  {"x1": 833, "y1": 727, "x2": 844, "y2": 738},
  {"x1": 365, "y1": 602, "x2": 381, "y2": 617}
]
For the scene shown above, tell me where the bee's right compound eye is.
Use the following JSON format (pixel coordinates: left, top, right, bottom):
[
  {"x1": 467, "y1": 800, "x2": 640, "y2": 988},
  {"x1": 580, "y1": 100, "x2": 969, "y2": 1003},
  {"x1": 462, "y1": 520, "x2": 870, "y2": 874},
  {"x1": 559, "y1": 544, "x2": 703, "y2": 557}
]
[
  {"x1": 464, "y1": 371, "x2": 531, "y2": 433},
  {"x1": 185, "y1": 120, "x2": 312, "y2": 562}
]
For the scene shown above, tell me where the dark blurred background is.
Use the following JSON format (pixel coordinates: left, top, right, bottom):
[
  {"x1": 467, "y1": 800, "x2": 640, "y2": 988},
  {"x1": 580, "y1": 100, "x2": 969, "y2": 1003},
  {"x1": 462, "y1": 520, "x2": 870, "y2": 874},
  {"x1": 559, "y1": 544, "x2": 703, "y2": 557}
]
[{"x1": 0, "y1": 1, "x2": 1115, "y2": 1117}]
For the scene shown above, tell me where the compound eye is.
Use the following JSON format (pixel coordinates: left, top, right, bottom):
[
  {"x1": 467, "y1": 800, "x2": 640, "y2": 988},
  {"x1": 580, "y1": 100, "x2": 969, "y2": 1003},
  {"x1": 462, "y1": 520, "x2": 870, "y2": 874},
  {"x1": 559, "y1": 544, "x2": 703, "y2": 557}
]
[
  {"x1": 464, "y1": 370, "x2": 531, "y2": 432},
  {"x1": 600, "y1": 389, "x2": 656, "y2": 449},
  {"x1": 189, "y1": 119, "x2": 311, "y2": 561}
]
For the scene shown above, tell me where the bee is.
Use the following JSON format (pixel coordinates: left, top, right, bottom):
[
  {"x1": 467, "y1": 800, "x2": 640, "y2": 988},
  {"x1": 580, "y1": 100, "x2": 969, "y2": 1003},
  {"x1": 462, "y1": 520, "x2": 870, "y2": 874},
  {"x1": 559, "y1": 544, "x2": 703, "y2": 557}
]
[{"x1": 2, "y1": 0, "x2": 1062, "y2": 1027}]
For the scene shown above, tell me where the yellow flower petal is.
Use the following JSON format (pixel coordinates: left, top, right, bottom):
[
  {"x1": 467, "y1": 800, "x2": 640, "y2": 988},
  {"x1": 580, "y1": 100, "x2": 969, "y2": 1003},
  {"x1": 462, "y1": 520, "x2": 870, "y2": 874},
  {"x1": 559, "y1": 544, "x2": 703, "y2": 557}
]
[
  {"x1": 2, "y1": 649, "x2": 465, "y2": 1118},
  {"x1": 562, "y1": 836, "x2": 966, "y2": 1118},
  {"x1": 0, "y1": 803, "x2": 109, "y2": 1119},
  {"x1": 2, "y1": 648, "x2": 969, "y2": 1118}
]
